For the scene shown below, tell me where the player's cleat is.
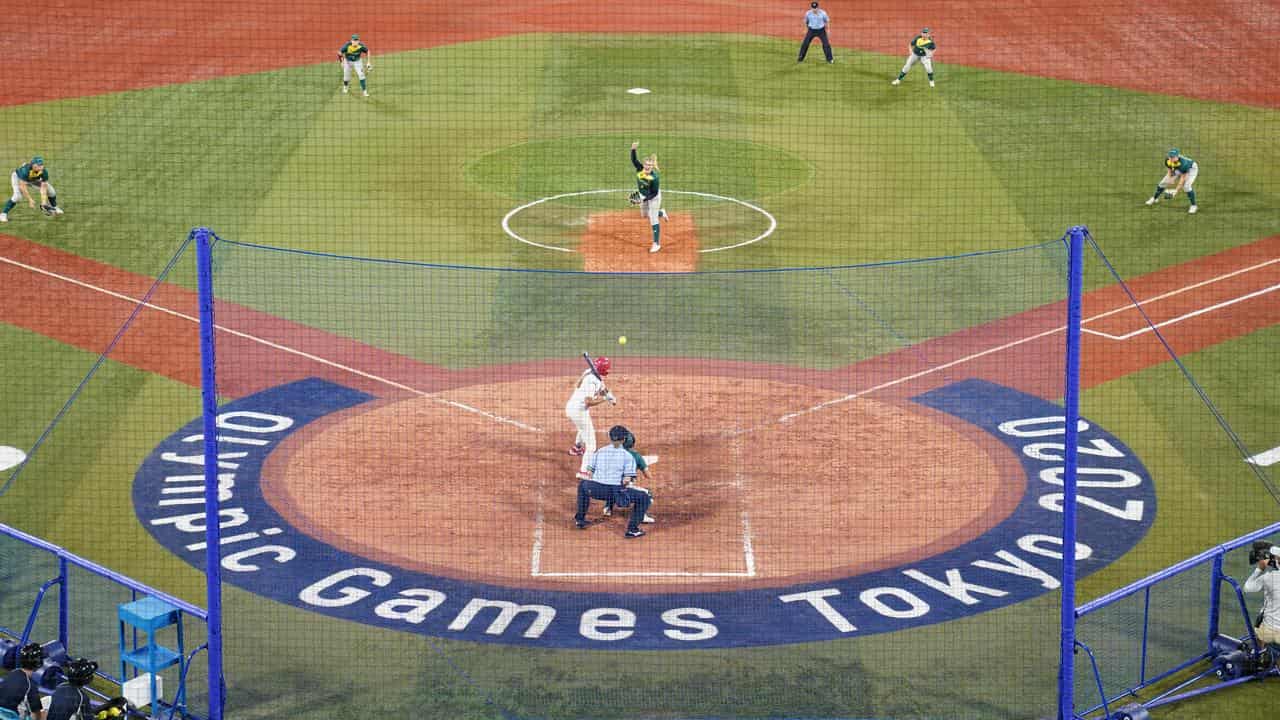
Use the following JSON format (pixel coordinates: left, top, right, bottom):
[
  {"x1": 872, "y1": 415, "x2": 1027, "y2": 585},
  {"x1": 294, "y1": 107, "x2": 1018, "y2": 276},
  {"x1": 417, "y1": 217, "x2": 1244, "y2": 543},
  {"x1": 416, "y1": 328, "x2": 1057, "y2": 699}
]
[
  {"x1": 659, "y1": 209, "x2": 669, "y2": 223},
  {"x1": 891, "y1": 78, "x2": 901, "y2": 85},
  {"x1": 362, "y1": 90, "x2": 369, "y2": 97},
  {"x1": 649, "y1": 243, "x2": 660, "y2": 253},
  {"x1": 576, "y1": 519, "x2": 588, "y2": 530},
  {"x1": 52, "y1": 207, "x2": 63, "y2": 215},
  {"x1": 602, "y1": 505, "x2": 612, "y2": 516},
  {"x1": 625, "y1": 528, "x2": 646, "y2": 538},
  {"x1": 642, "y1": 514, "x2": 656, "y2": 524},
  {"x1": 568, "y1": 443, "x2": 585, "y2": 456},
  {"x1": 576, "y1": 470, "x2": 593, "y2": 481},
  {"x1": 1144, "y1": 197, "x2": 1158, "y2": 205},
  {"x1": 929, "y1": 80, "x2": 935, "y2": 87},
  {"x1": 40, "y1": 204, "x2": 56, "y2": 216},
  {"x1": 0, "y1": 213, "x2": 7, "y2": 222},
  {"x1": 1188, "y1": 205, "x2": 1198, "y2": 214},
  {"x1": 342, "y1": 85, "x2": 348, "y2": 94}
]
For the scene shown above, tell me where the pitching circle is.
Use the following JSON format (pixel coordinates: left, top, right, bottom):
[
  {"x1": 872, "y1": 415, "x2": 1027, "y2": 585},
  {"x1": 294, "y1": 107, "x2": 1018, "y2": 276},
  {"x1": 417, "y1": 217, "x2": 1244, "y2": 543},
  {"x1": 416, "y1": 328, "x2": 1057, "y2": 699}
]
[{"x1": 501, "y1": 189, "x2": 777, "y2": 254}]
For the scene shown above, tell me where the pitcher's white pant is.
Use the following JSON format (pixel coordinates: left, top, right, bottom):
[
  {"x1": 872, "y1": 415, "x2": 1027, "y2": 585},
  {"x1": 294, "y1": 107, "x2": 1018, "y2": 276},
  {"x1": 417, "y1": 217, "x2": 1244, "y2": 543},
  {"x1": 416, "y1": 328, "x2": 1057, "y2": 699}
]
[
  {"x1": 342, "y1": 59, "x2": 366, "y2": 82},
  {"x1": 901, "y1": 53, "x2": 934, "y2": 76},
  {"x1": 641, "y1": 191, "x2": 663, "y2": 225},
  {"x1": 10, "y1": 173, "x2": 54, "y2": 203},
  {"x1": 565, "y1": 401, "x2": 595, "y2": 474},
  {"x1": 1159, "y1": 163, "x2": 1198, "y2": 191}
]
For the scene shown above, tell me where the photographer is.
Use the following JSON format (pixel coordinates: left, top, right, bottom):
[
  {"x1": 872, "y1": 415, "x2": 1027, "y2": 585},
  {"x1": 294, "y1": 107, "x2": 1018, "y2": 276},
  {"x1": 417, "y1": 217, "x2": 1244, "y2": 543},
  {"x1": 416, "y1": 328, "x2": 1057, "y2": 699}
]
[{"x1": 1243, "y1": 542, "x2": 1280, "y2": 648}]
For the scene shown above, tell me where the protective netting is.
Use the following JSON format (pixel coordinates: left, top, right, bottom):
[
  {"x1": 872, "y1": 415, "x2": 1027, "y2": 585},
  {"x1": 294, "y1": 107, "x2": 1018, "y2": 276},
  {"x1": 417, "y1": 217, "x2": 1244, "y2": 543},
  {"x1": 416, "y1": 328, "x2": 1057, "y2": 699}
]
[{"x1": 1, "y1": 2, "x2": 1277, "y2": 719}]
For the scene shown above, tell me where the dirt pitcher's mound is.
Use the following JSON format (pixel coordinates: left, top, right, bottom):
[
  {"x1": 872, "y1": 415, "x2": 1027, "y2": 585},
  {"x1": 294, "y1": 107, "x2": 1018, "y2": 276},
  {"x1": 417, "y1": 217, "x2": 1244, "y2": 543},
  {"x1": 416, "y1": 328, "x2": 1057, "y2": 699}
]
[{"x1": 582, "y1": 211, "x2": 698, "y2": 272}]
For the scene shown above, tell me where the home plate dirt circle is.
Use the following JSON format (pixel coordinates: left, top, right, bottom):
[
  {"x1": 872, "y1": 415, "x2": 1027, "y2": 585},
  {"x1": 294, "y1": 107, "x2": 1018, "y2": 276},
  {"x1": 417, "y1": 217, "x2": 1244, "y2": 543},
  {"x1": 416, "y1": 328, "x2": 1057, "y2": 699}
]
[{"x1": 261, "y1": 373, "x2": 1023, "y2": 592}]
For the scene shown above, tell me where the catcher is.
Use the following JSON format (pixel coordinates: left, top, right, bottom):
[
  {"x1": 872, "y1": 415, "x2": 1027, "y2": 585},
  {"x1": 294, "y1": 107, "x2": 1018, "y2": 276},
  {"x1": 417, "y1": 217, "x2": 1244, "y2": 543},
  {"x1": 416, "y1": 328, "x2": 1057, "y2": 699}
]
[
  {"x1": 2, "y1": 156, "x2": 63, "y2": 223},
  {"x1": 630, "y1": 141, "x2": 669, "y2": 253}
]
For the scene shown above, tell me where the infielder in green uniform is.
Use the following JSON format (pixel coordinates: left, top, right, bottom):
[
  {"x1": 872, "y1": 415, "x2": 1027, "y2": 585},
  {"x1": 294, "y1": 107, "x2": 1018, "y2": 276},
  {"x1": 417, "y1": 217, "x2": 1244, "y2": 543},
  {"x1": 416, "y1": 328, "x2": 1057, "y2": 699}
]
[
  {"x1": 1146, "y1": 148, "x2": 1199, "y2": 214},
  {"x1": 630, "y1": 141, "x2": 669, "y2": 253},
  {"x1": 339, "y1": 34, "x2": 372, "y2": 97},
  {"x1": 3, "y1": 156, "x2": 62, "y2": 223},
  {"x1": 892, "y1": 28, "x2": 936, "y2": 87}
]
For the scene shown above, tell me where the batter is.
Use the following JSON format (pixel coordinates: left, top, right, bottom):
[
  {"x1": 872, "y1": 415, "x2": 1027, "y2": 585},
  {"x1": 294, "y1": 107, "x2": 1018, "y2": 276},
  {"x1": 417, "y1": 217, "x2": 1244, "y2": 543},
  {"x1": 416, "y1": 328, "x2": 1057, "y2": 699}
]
[{"x1": 565, "y1": 356, "x2": 613, "y2": 479}]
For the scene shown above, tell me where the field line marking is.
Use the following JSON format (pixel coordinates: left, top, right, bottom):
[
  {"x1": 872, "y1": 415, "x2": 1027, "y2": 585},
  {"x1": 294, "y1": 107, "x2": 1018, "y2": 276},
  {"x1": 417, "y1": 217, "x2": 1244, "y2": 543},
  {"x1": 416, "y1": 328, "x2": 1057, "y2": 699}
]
[
  {"x1": 0, "y1": 255, "x2": 542, "y2": 433},
  {"x1": 1084, "y1": 282, "x2": 1280, "y2": 341},
  {"x1": 730, "y1": 256, "x2": 1280, "y2": 435},
  {"x1": 1247, "y1": 446, "x2": 1280, "y2": 467},
  {"x1": 731, "y1": 436, "x2": 757, "y2": 577}
]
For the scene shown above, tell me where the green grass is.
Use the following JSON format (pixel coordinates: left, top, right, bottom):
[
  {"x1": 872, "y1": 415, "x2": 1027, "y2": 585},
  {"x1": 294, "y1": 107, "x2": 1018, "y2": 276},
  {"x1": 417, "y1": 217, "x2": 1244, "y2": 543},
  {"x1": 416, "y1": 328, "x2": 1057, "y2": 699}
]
[{"x1": 0, "y1": 31, "x2": 1277, "y2": 720}]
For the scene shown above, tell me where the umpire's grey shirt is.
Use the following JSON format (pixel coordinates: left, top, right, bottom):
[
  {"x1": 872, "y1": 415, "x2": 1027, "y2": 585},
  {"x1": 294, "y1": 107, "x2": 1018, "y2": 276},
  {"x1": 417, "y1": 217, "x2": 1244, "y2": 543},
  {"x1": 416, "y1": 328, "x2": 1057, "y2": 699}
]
[
  {"x1": 587, "y1": 445, "x2": 637, "y2": 486},
  {"x1": 805, "y1": 9, "x2": 829, "y2": 29}
]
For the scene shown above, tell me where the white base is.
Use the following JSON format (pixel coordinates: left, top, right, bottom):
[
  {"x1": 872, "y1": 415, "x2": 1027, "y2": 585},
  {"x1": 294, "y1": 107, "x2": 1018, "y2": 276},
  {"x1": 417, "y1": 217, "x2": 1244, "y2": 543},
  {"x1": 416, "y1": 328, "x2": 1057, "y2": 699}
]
[{"x1": 122, "y1": 673, "x2": 164, "y2": 708}]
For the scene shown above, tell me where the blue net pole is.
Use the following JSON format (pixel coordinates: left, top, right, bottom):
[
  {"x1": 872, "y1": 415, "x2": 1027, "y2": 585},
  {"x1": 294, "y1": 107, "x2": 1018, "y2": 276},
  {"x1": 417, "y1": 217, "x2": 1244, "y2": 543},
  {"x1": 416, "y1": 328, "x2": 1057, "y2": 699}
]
[
  {"x1": 194, "y1": 227, "x2": 226, "y2": 720},
  {"x1": 1058, "y1": 225, "x2": 1086, "y2": 719}
]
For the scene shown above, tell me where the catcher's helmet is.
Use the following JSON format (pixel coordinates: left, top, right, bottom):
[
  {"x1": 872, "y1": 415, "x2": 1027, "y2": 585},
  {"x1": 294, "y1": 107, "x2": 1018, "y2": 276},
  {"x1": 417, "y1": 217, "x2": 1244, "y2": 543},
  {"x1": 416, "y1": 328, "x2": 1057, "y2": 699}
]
[
  {"x1": 594, "y1": 357, "x2": 612, "y2": 376},
  {"x1": 622, "y1": 430, "x2": 636, "y2": 449},
  {"x1": 18, "y1": 643, "x2": 44, "y2": 670},
  {"x1": 64, "y1": 657, "x2": 98, "y2": 685},
  {"x1": 609, "y1": 425, "x2": 630, "y2": 442}
]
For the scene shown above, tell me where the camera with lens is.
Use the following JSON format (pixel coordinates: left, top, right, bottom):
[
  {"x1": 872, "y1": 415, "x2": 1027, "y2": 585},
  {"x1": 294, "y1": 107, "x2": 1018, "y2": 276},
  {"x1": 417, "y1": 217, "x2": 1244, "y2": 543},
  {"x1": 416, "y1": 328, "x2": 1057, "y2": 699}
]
[{"x1": 1248, "y1": 541, "x2": 1277, "y2": 569}]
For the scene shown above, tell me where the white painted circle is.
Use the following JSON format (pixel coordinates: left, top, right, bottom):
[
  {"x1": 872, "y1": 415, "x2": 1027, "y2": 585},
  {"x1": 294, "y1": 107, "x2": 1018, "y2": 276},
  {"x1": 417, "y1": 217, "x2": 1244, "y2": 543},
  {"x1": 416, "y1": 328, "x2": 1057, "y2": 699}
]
[
  {"x1": 500, "y1": 189, "x2": 776, "y2": 254},
  {"x1": 0, "y1": 446, "x2": 27, "y2": 472},
  {"x1": 627, "y1": 88, "x2": 651, "y2": 95}
]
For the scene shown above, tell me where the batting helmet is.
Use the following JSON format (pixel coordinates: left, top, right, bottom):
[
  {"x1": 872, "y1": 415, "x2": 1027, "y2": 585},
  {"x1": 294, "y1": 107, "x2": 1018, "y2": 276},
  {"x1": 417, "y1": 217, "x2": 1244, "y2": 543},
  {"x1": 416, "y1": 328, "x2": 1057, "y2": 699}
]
[
  {"x1": 594, "y1": 356, "x2": 612, "y2": 376},
  {"x1": 623, "y1": 430, "x2": 636, "y2": 449},
  {"x1": 64, "y1": 657, "x2": 97, "y2": 686},
  {"x1": 609, "y1": 425, "x2": 630, "y2": 442},
  {"x1": 18, "y1": 643, "x2": 44, "y2": 670}
]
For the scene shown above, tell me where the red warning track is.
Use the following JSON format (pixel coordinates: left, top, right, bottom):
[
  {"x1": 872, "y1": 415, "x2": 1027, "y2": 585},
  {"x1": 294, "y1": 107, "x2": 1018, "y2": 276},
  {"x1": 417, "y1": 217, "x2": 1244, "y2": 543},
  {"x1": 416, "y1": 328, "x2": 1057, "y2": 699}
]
[
  {"x1": 1, "y1": 232, "x2": 1277, "y2": 403},
  {"x1": 8, "y1": 1, "x2": 1276, "y2": 109}
]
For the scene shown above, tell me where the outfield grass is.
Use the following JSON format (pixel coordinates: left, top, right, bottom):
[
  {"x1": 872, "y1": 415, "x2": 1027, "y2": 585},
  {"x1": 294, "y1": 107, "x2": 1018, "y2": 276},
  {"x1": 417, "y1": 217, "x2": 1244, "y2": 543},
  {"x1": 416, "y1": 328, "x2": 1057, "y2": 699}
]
[{"x1": 0, "y1": 31, "x2": 1277, "y2": 720}]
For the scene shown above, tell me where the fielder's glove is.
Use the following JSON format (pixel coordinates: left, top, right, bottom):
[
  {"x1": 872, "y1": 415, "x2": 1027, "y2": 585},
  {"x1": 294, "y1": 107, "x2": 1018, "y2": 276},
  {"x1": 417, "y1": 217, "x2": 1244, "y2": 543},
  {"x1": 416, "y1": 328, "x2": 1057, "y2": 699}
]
[
  {"x1": 40, "y1": 203, "x2": 56, "y2": 216},
  {"x1": 628, "y1": 191, "x2": 643, "y2": 205},
  {"x1": 1167, "y1": 189, "x2": 1178, "y2": 198}
]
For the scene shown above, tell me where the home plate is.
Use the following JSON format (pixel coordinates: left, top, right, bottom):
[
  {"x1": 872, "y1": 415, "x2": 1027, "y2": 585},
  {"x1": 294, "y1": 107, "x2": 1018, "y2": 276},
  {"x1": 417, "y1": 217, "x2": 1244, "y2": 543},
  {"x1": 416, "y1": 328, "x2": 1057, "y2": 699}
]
[
  {"x1": 642, "y1": 455, "x2": 658, "y2": 465},
  {"x1": 0, "y1": 446, "x2": 27, "y2": 472},
  {"x1": 627, "y1": 88, "x2": 651, "y2": 95}
]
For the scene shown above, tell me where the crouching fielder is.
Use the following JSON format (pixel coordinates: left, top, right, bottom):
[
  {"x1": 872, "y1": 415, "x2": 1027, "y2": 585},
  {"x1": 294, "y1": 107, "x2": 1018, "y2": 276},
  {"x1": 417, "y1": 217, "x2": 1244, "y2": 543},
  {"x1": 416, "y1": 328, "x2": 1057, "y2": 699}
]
[
  {"x1": 1146, "y1": 148, "x2": 1199, "y2": 214},
  {"x1": 892, "y1": 28, "x2": 936, "y2": 87},
  {"x1": 2, "y1": 156, "x2": 62, "y2": 222},
  {"x1": 339, "y1": 34, "x2": 372, "y2": 97}
]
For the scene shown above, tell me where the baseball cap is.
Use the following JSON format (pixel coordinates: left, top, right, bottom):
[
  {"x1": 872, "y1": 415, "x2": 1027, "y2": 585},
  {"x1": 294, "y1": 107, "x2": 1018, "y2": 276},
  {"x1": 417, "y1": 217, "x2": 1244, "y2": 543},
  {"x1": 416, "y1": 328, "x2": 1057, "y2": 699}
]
[
  {"x1": 31, "y1": 155, "x2": 44, "y2": 165},
  {"x1": 810, "y1": 1, "x2": 819, "y2": 7},
  {"x1": 351, "y1": 34, "x2": 360, "y2": 41},
  {"x1": 1168, "y1": 148, "x2": 1180, "y2": 157},
  {"x1": 922, "y1": 27, "x2": 931, "y2": 33}
]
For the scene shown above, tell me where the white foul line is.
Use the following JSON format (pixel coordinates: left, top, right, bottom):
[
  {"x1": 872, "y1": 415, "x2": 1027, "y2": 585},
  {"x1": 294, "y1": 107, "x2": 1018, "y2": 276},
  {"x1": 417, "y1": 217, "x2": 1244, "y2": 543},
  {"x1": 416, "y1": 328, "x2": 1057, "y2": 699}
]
[
  {"x1": 1083, "y1": 283, "x2": 1280, "y2": 341},
  {"x1": 732, "y1": 436, "x2": 758, "y2": 577},
  {"x1": 0, "y1": 255, "x2": 542, "y2": 433},
  {"x1": 731, "y1": 254, "x2": 1280, "y2": 434}
]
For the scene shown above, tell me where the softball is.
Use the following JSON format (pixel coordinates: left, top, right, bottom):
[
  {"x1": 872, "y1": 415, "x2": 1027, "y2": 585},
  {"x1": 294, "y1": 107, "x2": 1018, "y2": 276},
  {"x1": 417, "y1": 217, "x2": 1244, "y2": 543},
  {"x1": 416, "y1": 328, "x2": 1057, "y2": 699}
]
[{"x1": 618, "y1": 335, "x2": 628, "y2": 345}]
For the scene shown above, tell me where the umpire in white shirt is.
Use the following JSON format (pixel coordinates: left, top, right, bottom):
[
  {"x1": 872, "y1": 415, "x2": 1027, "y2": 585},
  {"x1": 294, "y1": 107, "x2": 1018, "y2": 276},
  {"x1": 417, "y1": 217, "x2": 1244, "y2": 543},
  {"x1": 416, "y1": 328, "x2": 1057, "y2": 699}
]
[
  {"x1": 797, "y1": 1, "x2": 833, "y2": 63},
  {"x1": 575, "y1": 425, "x2": 653, "y2": 538},
  {"x1": 1244, "y1": 542, "x2": 1280, "y2": 647}
]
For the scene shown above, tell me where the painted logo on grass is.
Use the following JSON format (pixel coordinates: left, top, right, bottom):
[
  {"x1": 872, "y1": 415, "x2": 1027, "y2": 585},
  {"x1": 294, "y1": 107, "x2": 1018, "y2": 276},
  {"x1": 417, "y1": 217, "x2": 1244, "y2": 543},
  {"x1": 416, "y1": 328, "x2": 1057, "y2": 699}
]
[{"x1": 134, "y1": 377, "x2": 1155, "y2": 649}]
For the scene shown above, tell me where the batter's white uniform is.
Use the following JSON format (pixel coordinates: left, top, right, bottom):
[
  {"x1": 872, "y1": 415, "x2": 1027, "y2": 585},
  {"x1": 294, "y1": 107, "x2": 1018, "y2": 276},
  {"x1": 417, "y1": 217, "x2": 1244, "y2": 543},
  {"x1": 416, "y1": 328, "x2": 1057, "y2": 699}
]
[{"x1": 566, "y1": 370, "x2": 605, "y2": 475}]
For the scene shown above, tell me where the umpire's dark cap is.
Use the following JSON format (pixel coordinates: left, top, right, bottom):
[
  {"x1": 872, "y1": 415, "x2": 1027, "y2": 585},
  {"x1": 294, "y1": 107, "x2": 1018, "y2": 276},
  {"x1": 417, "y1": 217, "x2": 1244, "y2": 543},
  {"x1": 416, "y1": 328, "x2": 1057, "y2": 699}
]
[{"x1": 609, "y1": 425, "x2": 630, "y2": 442}]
